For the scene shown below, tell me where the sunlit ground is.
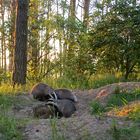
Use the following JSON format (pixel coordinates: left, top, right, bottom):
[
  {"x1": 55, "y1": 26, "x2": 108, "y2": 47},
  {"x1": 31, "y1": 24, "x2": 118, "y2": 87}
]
[{"x1": 107, "y1": 101, "x2": 140, "y2": 119}]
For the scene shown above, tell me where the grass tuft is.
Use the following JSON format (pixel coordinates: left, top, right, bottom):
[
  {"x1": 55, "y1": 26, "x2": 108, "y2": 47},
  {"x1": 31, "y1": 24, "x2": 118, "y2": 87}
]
[
  {"x1": 90, "y1": 101, "x2": 105, "y2": 115},
  {"x1": 108, "y1": 122, "x2": 140, "y2": 140},
  {"x1": 0, "y1": 115, "x2": 23, "y2": 140}
]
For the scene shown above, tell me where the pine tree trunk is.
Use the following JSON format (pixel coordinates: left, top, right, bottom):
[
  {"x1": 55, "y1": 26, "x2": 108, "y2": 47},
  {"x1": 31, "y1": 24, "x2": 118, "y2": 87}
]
[
  {"x1": 12, "y1": 0, "x2": 29, "y2": 85},
  {"x1": 9, "y1": 0, "x2": 16, "y2": 72},
  {"x1": 29, "y1": 1, "x2": 39, "y2": 80},
  {"x1": 83, "y1": 0, "x2": 90, "y2": 28}
]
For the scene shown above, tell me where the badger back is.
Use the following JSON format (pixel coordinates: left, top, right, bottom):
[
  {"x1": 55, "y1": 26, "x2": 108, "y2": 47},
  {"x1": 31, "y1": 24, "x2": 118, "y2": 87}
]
[
  {"x1": 47, "y1": 99, "x2": 76, "y2": 118},
  {"x1": 56, "y1": 99, "x2": 76, "y2": 118},
  {"x1": 54, "y1": 89, "x2": 77, "y2": 102},
  {"x1": 30, "y1": 83, "x2": 54, "y2": 101}
]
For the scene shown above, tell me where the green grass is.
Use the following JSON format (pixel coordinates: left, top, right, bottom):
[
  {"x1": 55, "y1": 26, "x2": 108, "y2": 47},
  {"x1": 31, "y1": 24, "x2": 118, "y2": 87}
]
[
  {"x1": 0, "y1": 83, "x2": 31, "y2": 95},
  {"x1": 89, "y1": 74, "x2": 120, "y2": 89},
  {"x1": 128, "y1": 105, "x2": 140, "y2": 122},
  {"x1": 108, "y1": 122, "x2": 140, "y2": 140},
  {"x1": 0, "y1": 93, "x2": 24, "y2": 140},
  {"x1": 0, "y1": 116, "x2": 23, "y2": 140},
  {"x1": 50, "y1": 118, "x2": 65, "y2": 140},
  {"x1": 106, "y1": 89, "x2": 140, "y2": 108},
  {"x1": 90, "y1": 88, "x2": 140, "y2": 118},
  {"x1": 0, "y1": 95, "x2": 14, "y2": 110},
  {"x1": 42, "y1": 73, "x2": 122, "y2": 89},
  {"x1": 90, "y1": 101, "x2": 105, "y2": 115}
]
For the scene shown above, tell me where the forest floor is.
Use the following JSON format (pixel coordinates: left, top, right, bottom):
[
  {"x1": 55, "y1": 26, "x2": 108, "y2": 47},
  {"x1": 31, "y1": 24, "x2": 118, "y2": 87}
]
[{"x1": 3, "y1": 82, "x2": 140, "y2": 140}]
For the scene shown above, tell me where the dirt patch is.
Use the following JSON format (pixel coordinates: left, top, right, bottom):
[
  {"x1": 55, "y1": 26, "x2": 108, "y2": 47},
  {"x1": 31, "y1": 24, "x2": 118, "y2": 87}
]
[{"x1": 8, "y1": 82, "x2": 140, "y2": 140}]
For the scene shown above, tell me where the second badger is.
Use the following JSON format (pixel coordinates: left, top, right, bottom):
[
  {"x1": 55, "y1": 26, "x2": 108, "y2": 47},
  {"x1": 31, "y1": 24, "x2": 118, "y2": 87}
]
[
  {"x1": 31, "y1": 83, "x2": 77, "y2": 102},
  {"x1": 33, "y1": 99, "x2": 76, "y2": 118}
]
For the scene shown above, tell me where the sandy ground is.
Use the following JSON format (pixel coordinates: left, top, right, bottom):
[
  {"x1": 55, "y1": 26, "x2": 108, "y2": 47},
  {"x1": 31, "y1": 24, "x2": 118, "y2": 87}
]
[{"x1": 9, "y1": 82, "x2": 140, "y2": 140}]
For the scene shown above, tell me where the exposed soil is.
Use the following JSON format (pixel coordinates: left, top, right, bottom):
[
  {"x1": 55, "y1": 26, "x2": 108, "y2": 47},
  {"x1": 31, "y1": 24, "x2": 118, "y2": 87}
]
[{"x1": 9, "y1": 82, "x2": 140, "y2": 140}]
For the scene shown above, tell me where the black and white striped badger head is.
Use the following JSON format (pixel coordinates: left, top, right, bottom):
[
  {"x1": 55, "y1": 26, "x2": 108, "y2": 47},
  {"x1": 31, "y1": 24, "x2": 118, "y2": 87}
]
[
  {"x1": 49, "y1": 89, "x2": 78, "y2": 103},
  {"x1": 30, "y1": 83, "x2": 78, "y2": 103},
  {"x1": 33, "y1": 103, "x2": 63, "y2": 119},
  {"x1": 30, "y1": 83, "x2": 54, "y2": 101},
  {"x1": 46, "y1": 99, "x2": 76, "y2": 118}
]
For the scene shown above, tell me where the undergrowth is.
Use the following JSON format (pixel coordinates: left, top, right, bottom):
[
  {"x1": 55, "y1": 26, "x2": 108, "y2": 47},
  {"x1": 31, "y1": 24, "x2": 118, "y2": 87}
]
[
  {"x1": 0, "y1": 115, "x2": 23, "y2": 140},
  {"x1": 128, "y1": 105, "x2": 140, "y2": 122},
  {"x1": 50, "y1": 118, "x2": 65, "y2": 140},
  {"x1": 108, "y1": 120, "x2": 140, "y2": 140},
  {"x1": 89, "y1": 74, "x2": 121, "y2": 89},
  {"x1": 90, "y1": 88, "x2": 140, "y2": 119},
  {"x1": 43, "y1": 73, "x2": 122, "y2": 89},
  {"x1": 106, "y1": 89, "x2": 140, "y2": 108},
  {"x1": 0, "y1": 94, "x2": 24, "y2": 140}
]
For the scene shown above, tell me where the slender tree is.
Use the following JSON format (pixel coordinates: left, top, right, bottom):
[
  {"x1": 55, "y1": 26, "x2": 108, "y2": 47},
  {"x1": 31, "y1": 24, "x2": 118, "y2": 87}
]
[
  {"x1": 12, "y1": 0, "x2": 29, "y2": 85},
  {"x1": 28, "y1": 0, "x2": 39, "y2": 80},
  {"x1": 9, "y1": 0, "x2": 16, "y2": 72},
  {"x1": 83, "y1": 0, "x2": 90, "y2": 28}
]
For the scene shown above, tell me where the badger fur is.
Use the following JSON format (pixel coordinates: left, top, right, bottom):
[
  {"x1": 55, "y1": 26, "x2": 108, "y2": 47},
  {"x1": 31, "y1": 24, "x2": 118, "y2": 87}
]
[
  {"x1": 31, "y1": 84, "x2": 77, "y2": 118},
  {"x1": 30, "y1": 83, "x2": 54, "y2": 101},
  {"x1": 33, "y1": 104, "x2": 62, "y2": 119},
  {"x1": 54, "y1": 89, "x2": 78, "y2": 102},
  {"x1": 47, "y1": 99, "x2": 76, "y2": 118}
]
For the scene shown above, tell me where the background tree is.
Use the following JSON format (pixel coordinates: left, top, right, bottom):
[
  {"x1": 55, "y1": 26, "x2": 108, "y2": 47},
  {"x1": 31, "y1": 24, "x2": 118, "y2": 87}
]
[
  {"x1": 0, "y1": 0, "x2": 139, "y2": 87},
  {"x1": 12, "y1": 0, "x2": 29, "y2": 85},
  {"x1": 89, "y1": 0, "x2": 140, "y2": 79}
]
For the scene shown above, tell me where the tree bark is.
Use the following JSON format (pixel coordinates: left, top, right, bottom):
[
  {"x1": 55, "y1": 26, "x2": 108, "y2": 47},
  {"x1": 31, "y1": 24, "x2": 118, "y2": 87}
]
[
  {"x1": 83, "y1": 0, "x2": 90, "y2": 28},
  {"x1": 12, "y1": 0, "x2": 29, "y2": 85},
  {"x1": 9, "y1": 0, "x2": 16, "y2": 72}
]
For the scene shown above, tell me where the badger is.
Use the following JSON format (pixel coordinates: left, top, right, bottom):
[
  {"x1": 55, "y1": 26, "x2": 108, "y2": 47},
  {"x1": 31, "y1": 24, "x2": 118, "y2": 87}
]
[
  {"x1": 53, "y1": 89, "x2": 78, "y2": 103},
  {"x1": 33, "y1": 104, "x2": 62, "y2": 119},
  {"x1": 47, "y1": 99, "x2": 76, "y2": 118},
  {"x1": 30, "y1": 83, "x2": 55, "y2": 101}
]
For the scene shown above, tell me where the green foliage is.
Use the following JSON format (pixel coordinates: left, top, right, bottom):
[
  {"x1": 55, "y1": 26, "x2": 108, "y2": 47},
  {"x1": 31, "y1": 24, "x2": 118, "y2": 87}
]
[
  {"x1": 90, "y1": 101, "x2": 105, "y2": 115},
  {"x1": 89, "y1": 74, "x2": 120, "y2": 89},
  {"x1": 89, "y1": 1, "x2": 140, "y2": 79},
  {"x1": 109, "y1": 120, "x2": 120, "y2": 140},
  {"x1": 108, "y1": 122, "x2": 140, "y2": 140},
  {"x1": 0, "y1": 83, "x2": 30, "y2": 95},
  {"x1": 128, "y1": 105, "x2": 140, "y2": 122},
  {"x1": 90, "y1": 88, "x2": 140, "y2": 117},
  {"x1": 50, "y1": 118, "x2": 65, "y2": 140},
  {"x1": 0, "y1": 94, "x2": 23, "y2": 140},
  {"x1": 0, "y1": 116, "x2": 22, "y2": 140},
  {"x1": 0, "y1": 71, "x2": 11, "y2": 83},
  {"x1": 0, "y1": 95, "x2": 14, "y2": 111},
  {"x1": 107, "y1": 89, "x2": 140, "y2": 108}
]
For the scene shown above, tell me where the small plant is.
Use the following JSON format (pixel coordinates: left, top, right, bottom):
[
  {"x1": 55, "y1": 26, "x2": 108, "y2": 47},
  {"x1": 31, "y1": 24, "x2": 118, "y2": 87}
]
[
  {"x1": 108, "y1": 119, "x2": 140, "y2": 140},
  {"x1": 108, "y1": 124, "x2": 140, "y2": 140},
  {"x1": 106, "y1": 89, "x2": 140, "y2": 108},
  {"x1": 0, "y1": 93, "x2": 25, "y2": 140},
  {"x1": 128, "y1": 105, "x2": 140, "y2": 122},
  {"x1": 109, "y1": 120, "x2": 120, "y2": 140},
  {"x1": 114, "y1": 86, "x2": 120, "y2": 94},
  {"x1": 0, "y1": 115, "x2": 23, "y2": 140},
  {"x1": 90, "y1": 101, "x2": 105, "y2": 115},
  {"x1": 50, "y1": 118, "x2": 65, "y2": 140},
  {"x1": 0, "y1": 95, "x2": 15, "y2": 111}
]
